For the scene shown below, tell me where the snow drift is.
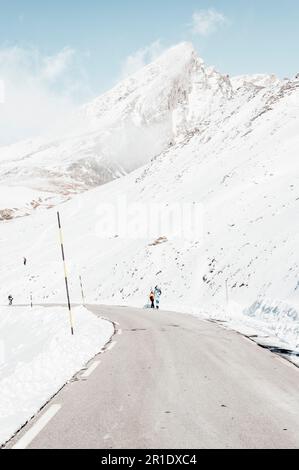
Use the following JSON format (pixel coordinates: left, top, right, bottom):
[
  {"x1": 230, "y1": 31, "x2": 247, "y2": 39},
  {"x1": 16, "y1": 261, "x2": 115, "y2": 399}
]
[{"x1": 0, "y1": 306, "x2": 114, "y2": 445}]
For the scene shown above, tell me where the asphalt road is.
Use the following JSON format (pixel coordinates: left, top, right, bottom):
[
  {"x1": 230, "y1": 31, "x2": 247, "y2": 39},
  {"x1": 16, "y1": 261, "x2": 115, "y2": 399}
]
[{"x1": 6, "y1": 305, "x2": 299, "y2": 449}]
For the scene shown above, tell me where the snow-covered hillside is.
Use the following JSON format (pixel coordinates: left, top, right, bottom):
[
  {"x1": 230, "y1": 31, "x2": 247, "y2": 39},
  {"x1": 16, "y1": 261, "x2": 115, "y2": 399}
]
[
  {"x1": 0, "y1": 42, "x2": 299, "y2": 355},
  {"x1": 0, "y1": 42, "x2": 231, "y2": 218}
]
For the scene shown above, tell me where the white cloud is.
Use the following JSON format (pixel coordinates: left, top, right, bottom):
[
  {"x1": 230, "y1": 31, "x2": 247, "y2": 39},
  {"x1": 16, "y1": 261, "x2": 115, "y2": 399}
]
[
  {"x1": 41, "y1": 47, "x2": 75, "y2": 81},
  {"x1": 191, "y1": 9, "x2": 228, "y2": 36},
  {"x1": 121, "y1": 40, "x2": 163, "y2": 78},
  {"x1": 0, "y1": 46, "x2": 91, "y2": 145}
]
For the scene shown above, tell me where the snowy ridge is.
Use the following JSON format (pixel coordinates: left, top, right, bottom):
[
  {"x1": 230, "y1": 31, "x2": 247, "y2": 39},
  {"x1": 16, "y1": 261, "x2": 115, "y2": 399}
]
[
  {"x1": 231, "y1": 73, "x2": 282, "y2": 91},
  {"x1": 0, "y1": 42, "x2": 258, "y2": 218},
  {"x1": 0, "y1": 42, "x2": 208, "y2": 217}
]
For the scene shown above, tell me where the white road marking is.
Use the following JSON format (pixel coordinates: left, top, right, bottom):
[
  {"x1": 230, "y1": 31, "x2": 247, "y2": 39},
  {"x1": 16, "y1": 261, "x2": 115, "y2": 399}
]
[
  {"x1": 275, "y1": 355, "x2": 299, "y2": 370},
  {"x1": 12, "y1": 404, "x2": 61, "y2": 449},
  {"x1": 81, "y1": 360, "x2": 101, "y2": 378},
  {"x1": 107, "y1": 341, "x2": 116, "y2": 351}
]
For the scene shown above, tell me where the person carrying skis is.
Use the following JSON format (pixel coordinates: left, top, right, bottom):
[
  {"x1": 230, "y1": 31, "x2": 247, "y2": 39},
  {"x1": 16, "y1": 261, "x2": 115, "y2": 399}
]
[
  {"x1": 8, "y1": 295, "x2": 13, "y2": 306},
  {"x1": 149, "y1": 290, "x2": 155, "y2": 309},
  {"x1": 154, "y1": 285, "x2": 162, "y2": 309}
]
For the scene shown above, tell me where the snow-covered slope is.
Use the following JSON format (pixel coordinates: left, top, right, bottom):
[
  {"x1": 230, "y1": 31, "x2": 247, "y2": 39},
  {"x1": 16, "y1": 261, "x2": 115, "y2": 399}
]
[
  {"x1": 1, "y1": 42, "x2": 232, "y2": 218},
  {"x1": 231, "y1": 73, "x2": 282, "y2": 90},
  {"x1": 0, "y1": 43, "x2": 298, "y2": 355}
]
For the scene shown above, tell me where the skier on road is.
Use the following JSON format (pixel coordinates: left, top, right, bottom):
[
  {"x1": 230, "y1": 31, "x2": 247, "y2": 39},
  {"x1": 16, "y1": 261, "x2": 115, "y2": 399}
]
[
  {"x1": 8, "y1": 295, "x2": 13, "y2": 306},
  {"x1": 154, "y1": 285, "x2": 162, "y2": 309},
  {"x1": 149, "y1": 290, "x2": 155, "y2": 309}
]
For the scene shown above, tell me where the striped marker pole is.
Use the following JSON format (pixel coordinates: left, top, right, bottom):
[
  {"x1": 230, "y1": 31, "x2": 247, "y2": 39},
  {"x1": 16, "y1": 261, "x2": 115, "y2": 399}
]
[
  {"x1": 57, "y1": 211, "x2": 74, "y2": 336},
  {"x1": 79, "y1": 275, "x2": 85, "y2": 306},
  {"x1": 30, "y1": 293, "x2": 33, "y2": 308}
]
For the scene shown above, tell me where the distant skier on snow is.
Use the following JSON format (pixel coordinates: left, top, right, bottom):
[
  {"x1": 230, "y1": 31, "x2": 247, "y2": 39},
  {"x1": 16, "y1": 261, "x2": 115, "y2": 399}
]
[
  {"x1": 154, "y1": 285, "x2": 162, "y2": 309},
  {"x1": 8, "y1": 295, "x2": 13, "y2": 306},
  {"x1": 23, "y1": 257, "x2": 27, "y2": 266},
  {"x1": 149, "y1": 290, "x2": 155, "y2": 309}
]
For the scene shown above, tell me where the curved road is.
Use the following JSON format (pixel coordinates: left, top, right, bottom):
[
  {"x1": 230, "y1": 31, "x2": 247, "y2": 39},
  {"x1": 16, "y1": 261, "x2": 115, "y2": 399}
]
[{"x1": 6, "y1": 305, "x2": 299, "y2": 449}]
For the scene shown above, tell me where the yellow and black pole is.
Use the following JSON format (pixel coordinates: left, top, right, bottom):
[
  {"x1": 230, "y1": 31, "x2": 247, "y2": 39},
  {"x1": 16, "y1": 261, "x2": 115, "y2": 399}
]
[
  {"x1": 79, "y1": 275, "x2": 85, "y2": 306},
  {"x1": 57, "y1": 211, "x2": 74, "y2": 336}
]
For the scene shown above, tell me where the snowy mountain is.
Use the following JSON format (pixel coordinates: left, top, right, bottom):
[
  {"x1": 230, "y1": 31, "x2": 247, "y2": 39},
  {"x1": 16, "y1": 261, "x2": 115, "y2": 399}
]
[
  {"x1": 1, "y1": 42, "x2": 231, "y2": 219},
  {"x1": 1, "y1": 42, "x2": 299, "y2": 355}
]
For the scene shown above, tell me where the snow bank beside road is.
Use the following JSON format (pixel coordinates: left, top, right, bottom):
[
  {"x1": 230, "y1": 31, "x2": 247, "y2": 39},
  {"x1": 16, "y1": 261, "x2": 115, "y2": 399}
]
[
  {"x1": 196, "y1": 299, "x2": 299, "y2": 365},
  {"x1": 244, "y1": 299, "x2": 299, "y2": 350},
  {"x1": 0, "y1": 306, "x2": 114, "y2": 445}
]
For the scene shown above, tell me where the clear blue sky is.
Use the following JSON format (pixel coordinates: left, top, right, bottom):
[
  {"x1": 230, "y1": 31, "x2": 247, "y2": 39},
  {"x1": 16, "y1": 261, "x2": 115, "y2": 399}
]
[{"x1": 1, "y1": 0, "x2": 299, "y2": 95}]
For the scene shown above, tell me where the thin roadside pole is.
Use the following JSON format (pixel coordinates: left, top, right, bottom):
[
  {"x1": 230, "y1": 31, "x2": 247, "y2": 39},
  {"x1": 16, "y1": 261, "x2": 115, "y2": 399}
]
[
  {"x1": 30, "y1": 293, "x2": 33, "y2": 308},
  {"x1": 57, "y1": 211, "x2": 74, "y2": 336},
  {"x1": 225, "y1": 279, "x2": 229, "y2": 306},
  {"x1": 79, "y1": 275, "x2": 85, "y2": 306}
]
